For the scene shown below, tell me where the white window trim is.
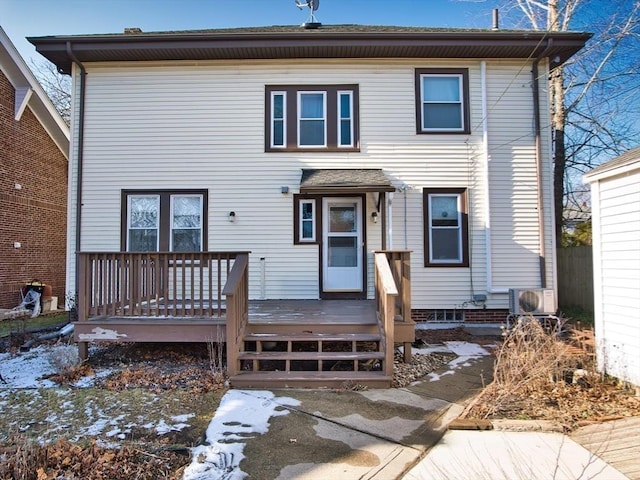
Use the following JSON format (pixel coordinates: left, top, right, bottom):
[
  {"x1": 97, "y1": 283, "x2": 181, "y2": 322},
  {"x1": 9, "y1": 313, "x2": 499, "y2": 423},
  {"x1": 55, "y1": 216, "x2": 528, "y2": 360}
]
[
  {"x1": 270, "y1": 91, "x2": 287, "y2": 148},
  {"x1": 127, "y1": 194, "x2": 160, "y2": 251},
  {"x1": 297, "y1": 91, "x2": 327, "y2": 148},
  {"x1": 337, "y1": 90, "x2": 354, "y2": 148},
  {"x1": 169, "y1": 194, "x2": 203, "y2": 252},
  {"x1": 428, "y1": 193, "x2": 463, "y2": 263},
  {"x1": 299, "y1": 199, "x2": 316, "y2": 242},
  {"x1": 420, "y1": 73, "x2": 464, "y2": 132}
]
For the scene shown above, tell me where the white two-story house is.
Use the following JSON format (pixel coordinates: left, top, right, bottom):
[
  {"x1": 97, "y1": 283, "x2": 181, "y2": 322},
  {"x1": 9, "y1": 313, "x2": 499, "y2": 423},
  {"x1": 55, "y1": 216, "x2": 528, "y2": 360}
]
[{"x1": 30, "y1": 24, "x2": 589, "y2": 387}]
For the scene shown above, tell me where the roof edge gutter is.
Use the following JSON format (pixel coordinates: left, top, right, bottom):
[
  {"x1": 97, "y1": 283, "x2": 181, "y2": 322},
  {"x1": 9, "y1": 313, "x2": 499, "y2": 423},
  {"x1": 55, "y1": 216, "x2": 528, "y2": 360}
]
[{"x1": 66, "y1": 41, "x2": 87, "y2": 307}]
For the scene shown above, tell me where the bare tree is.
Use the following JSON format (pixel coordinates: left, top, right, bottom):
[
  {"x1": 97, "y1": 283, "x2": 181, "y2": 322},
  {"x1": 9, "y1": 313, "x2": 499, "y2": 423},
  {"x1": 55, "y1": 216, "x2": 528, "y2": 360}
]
[
  {"x1": 506, "y1": 0, "x2": 640, "y2": 244},
  {"x1": 30, "y1": 59, "x2": 71, "y2": 125}
]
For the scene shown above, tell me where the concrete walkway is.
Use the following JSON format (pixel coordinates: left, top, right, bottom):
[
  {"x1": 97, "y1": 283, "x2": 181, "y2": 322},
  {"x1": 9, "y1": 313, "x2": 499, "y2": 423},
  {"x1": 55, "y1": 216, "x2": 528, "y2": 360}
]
[
  {"x1": 205, "y1": 337, "x2": 636, "y2": 480},
  {"x1": 236, "y1": 343, "x2": 494, "y2": 479}
]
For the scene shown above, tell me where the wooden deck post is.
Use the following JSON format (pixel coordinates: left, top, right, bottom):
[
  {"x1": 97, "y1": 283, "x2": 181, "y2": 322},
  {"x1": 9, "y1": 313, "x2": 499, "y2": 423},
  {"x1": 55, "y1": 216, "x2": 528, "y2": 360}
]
[{"x1": 78, "y1": 341, "x2": 88, "y2": 361}]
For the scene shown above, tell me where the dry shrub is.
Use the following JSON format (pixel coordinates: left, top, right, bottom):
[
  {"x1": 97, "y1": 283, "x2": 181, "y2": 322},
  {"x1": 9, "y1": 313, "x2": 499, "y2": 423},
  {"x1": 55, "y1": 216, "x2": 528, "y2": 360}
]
[
  {"x1": 0, "y1": 436, "x2": 185, "y2": 480},
  {"x1": 493, "y1": 317, "x2": 581, "y2": 391},
  {"x1": 473, "y1": 317, "x2": 591, "y2": 420}
]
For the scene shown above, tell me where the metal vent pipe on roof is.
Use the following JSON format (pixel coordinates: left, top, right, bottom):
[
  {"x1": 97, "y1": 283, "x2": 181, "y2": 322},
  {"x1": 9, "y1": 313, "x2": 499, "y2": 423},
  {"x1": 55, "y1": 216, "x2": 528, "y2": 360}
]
[{"x1": 492, "y1": 9, "x2": 499, "y2": 30}]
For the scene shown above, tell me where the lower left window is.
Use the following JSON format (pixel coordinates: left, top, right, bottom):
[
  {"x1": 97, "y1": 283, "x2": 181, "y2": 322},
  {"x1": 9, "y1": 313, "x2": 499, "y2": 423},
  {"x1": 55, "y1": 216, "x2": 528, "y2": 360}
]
[{"x1": 123, "y1": 190, "x2": 207, "y2": 252}]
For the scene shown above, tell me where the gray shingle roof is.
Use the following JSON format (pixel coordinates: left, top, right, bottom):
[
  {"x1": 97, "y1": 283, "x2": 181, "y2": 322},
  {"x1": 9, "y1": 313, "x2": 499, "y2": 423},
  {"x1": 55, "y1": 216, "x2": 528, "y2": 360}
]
[
  {"x1": 300, "y1": 169, "x2": 395, "y2": 192},
  {"x1": 29, "y1": 24, "x2": 591, "y2": 76}
]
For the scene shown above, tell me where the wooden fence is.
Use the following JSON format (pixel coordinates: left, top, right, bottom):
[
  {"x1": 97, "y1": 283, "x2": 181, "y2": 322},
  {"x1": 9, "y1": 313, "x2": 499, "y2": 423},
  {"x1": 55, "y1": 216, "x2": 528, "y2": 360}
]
[{"x1": 557, "y1": 246, "x2": 594, "y2": 313}]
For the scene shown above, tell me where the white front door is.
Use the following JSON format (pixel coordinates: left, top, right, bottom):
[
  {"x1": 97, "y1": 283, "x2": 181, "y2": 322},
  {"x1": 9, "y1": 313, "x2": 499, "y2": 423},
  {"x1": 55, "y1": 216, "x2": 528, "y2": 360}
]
[{"x1": 322, "y1": 197, "x2": 363, "y2": 292}]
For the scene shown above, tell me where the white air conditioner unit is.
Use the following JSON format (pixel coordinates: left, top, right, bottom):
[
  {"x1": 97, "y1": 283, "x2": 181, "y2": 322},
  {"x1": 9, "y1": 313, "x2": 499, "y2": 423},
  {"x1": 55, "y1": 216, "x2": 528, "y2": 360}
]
[{"x1": 508, "y1": 288, "x2": 556, "y2": 315}]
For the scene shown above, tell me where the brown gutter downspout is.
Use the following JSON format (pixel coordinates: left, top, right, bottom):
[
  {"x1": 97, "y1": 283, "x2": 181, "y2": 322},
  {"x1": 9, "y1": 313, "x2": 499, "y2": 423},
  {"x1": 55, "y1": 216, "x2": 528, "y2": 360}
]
[
  {"x1": 532, "y1": 38, "x2": 554, "y2": 288},
  {"x1": 66, "y1": 42, "x2": 87, "y2": 308}
]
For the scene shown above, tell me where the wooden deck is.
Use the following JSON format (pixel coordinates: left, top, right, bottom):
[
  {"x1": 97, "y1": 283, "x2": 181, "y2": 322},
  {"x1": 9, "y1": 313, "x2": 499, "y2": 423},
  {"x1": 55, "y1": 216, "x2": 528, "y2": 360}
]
[
  {"x1": 571, "y1": 416, "x2": 640, "y2": 480},
  {"x1": 75, "y1": 250, "x2": 414, "y2": 388},
  {"x1": 75, "y1": 299, "x2": 412, "y2": 343}
]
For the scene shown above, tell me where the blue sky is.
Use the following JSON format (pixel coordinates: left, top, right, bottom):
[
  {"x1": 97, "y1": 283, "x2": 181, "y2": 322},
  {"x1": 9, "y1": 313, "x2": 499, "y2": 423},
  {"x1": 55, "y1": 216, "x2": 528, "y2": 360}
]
[{"x1": 3, "y1": 0, "x2": 511, "y2": 62}]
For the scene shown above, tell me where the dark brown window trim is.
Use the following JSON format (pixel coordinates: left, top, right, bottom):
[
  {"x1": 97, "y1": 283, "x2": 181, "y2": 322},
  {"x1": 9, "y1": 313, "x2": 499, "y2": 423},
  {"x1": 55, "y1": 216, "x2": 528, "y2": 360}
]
[
  {"x1": 293, "y1": 193, "x2": 321, "y2": 245},
  {"x1": 121, "y1": 189, "x2": 208, "y2": 251},
  {"x1": 415, "y1": 68, "x2": 470, "y2": 135},
  {"x1": 265, "y1": 84, "x2": 360, "y2": 152},
  {"x1": 423, "y1": 187, "x2": 469, "y2": 267}
]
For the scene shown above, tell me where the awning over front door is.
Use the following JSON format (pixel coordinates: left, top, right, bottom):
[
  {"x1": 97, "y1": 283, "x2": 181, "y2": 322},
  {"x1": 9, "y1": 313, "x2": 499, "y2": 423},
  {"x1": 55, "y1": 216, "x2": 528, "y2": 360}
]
[{"x1": 299, "y1": 169, "x2": 396, "y2": 194}]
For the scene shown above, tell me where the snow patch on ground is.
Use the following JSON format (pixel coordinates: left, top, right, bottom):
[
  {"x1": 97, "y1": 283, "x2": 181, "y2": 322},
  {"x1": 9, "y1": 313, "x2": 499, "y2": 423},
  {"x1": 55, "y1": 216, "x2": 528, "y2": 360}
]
[
  {"x1": 182, "y1": 390, "x2": 300, "y2": 480},
  {"x1": 423, "y1": 341, "x2": 492, "y2": 382}
]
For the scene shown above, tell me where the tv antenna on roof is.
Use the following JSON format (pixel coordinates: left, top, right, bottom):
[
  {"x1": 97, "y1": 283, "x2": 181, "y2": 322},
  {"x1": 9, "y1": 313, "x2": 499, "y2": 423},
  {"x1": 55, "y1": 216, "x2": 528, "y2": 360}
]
[{"x1": 295, "y1": 0, "x2": 321, "y2": 29}]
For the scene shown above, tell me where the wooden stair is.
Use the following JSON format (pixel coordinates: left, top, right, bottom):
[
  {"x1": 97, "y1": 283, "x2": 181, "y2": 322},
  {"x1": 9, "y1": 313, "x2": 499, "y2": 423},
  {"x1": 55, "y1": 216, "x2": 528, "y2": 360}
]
[{"x1": 229, "y1": 326, "x2": 392, "y2": 389}]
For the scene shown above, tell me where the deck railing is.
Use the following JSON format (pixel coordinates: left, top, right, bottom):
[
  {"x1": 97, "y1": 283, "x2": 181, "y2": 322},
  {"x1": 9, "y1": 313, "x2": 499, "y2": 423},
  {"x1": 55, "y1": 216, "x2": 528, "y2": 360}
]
[
  {"x1": 77, "y1": 251, "x2": 249, "y2": 322},
  {"x1": 222, "y1": 253, "x2": 249, "y2": 377}
]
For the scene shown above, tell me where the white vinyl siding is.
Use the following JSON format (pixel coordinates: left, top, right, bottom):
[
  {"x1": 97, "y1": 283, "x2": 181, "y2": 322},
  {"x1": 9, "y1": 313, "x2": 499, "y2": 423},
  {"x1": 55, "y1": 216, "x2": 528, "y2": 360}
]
[
  {"x1": 67, "y1": 59, "x2": 554, "y2": 308},
  {"x1": 587, "y1": 165, "x2": 640, "y2": 385}
]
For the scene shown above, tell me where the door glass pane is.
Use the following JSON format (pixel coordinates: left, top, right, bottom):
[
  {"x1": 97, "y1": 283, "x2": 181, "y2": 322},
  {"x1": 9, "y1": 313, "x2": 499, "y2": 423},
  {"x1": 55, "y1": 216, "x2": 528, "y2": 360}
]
[
  {"x1": 330, "y1": 206, "x2": 356, "y2": 232},
  {"x1": 328, "y1": 237, "x2": 357, "y2": 267}
]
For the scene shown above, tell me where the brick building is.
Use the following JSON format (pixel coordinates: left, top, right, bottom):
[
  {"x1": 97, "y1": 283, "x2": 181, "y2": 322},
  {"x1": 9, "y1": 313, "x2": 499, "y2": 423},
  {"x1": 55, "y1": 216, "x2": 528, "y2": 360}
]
[{"x1": 0, "y1": 26, "x2": 69, "y2": 309}]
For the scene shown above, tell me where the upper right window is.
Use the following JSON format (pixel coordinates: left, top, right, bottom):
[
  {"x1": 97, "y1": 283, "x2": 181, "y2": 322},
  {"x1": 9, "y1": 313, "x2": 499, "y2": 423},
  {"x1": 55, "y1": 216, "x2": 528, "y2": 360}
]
[{"x1": 415, "y1": 68, "x2": 470, "y2": 134}]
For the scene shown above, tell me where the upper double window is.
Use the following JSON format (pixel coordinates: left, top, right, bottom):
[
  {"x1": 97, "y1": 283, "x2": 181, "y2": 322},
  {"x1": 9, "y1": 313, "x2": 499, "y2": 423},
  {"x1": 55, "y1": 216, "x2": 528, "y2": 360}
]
[
  {"x1": 415, "y1": 69, "x2": 470, "y2": 134},
  {"x1": 266, "y1": 85, "x2": 359, "y2": 152}
]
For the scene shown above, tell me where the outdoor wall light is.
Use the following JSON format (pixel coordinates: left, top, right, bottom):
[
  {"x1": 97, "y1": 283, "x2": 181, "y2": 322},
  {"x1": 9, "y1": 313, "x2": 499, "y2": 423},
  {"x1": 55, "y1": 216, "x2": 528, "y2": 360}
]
[
  {"x1": 371, "y1": 211, "x2": 378, "y2": 224},
  {"x1": 228, "y1": 211, "x2": 236, "y2": 222}
]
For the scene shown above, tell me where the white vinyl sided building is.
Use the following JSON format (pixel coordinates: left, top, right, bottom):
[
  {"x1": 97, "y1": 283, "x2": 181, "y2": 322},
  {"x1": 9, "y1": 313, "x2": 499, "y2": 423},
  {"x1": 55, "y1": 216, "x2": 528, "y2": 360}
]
[
  {"x1": 30, "y1": 24, "x2": 590, "y2": 325},
  {"x1": 584, "y1": 148, "x2": 640, "y2": 387}
]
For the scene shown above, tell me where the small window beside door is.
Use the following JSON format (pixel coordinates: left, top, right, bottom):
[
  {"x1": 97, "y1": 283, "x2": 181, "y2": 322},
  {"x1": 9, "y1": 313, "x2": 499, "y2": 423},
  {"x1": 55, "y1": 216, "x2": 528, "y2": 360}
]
[{"x1": 293, "y1": 196, "x2": 318, "y2": 244}]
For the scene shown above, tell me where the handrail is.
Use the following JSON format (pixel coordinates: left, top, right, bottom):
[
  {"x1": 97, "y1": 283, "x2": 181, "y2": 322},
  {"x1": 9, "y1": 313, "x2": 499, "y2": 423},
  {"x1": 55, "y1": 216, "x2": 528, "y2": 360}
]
[
  {"x1": 374, "y1": 250, "x2": 414, "y2": 368},
  {"x1": 374, "y1": 252, "x2": 398, "y2": 378},
  {"x1": 222, "y1": 253, "x2": 250, "y2": 377},
  {"x1": 375, "y1": 250, "x2": 412, "y2": 322}
]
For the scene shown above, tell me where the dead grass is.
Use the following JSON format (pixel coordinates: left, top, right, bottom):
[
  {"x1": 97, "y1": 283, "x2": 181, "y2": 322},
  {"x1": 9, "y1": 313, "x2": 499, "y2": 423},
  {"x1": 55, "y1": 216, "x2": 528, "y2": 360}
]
[{"x1": 466, "y1": 317, "x2": 640, "y2": 430}]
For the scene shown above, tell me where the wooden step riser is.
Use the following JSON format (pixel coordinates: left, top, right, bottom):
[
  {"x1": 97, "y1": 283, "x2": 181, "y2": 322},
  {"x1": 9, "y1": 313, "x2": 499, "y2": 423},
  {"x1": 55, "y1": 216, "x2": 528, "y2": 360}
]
[
  {"x1": 246, "y1": 323, "x2": 379, "y2": 335},
  {"x1": 230, "y1": 372, "x2": 392, "y2": 389}
]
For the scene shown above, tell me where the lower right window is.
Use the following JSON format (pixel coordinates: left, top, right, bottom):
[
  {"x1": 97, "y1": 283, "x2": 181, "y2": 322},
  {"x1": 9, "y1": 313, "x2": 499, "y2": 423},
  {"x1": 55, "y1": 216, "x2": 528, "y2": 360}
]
[{"x1": 423, "y1": 188, "x2": 469, "y2": 267}]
